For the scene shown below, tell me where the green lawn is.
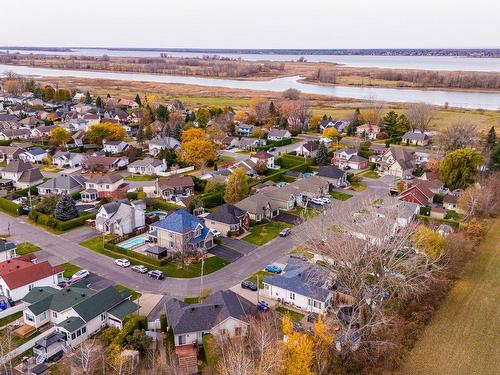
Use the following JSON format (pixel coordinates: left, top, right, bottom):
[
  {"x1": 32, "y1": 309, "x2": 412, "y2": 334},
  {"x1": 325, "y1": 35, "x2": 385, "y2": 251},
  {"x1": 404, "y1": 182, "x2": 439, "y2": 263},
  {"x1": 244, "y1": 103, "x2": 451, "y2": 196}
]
[
  {"x1": 0, "y1": 311, "x2": 22, "y2": 328},
  {"x1": 184, "y1": 297, "x2": 201, "y2": 304},
  {"x1": 290, "y1": 207, "x2": 321, "y2": 220},
  {"x1": 399, "y1": 218, "x2": 500, "y2": 375},
  {"x1": 114, "y1": 284, "x2": 142, "y2": 301},
  {"x1": 242, "y1": 221, "x2": 290, "y2": 246},
  {"x1": 59, "y1": 262, "x2": 82, "y2": 278},
  {"x1": 290, "y1": 245, "x2": 314, "y2": 260},
  {"x1": 350, "y1": 182, "x2": 368, "y2": 192},
  {"x1": 276, "y1": 306, "x2": 305, "y2": 323},
  {"x1": 358, "y1": 170, "x2": 380, "y2": 179},
  {"x1": 217, "y1": 155, "x2": 236, "y2": 163},
  {"x1": 15, "y1": 242, "x2": 41, "y2": 255},
  {"x1": 236, "y1": 150, "x2": 251, "y2": 154},
  {"x1": 330, "y1": 191, "x2": 353, "y2": 201},
  {"x1": 125, "y1": 175, "x2": 157, "y2": 181},
  {"x1": 80, "y1": 236, "x2": 229, "y2": 278},
  {"x1": 0, "y1": 328, "x2": 41, "y2": 349},
  {"x1": 246, "y1": 271, "x2": 274, "y2": 289}
]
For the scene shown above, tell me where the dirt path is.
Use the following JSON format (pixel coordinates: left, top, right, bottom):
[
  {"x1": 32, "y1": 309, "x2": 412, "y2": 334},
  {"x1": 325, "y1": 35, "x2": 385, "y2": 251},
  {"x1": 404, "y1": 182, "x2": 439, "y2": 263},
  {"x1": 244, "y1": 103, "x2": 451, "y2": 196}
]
[{"x1": 398, "y1": 218, "x2": 500, "y2": 375}]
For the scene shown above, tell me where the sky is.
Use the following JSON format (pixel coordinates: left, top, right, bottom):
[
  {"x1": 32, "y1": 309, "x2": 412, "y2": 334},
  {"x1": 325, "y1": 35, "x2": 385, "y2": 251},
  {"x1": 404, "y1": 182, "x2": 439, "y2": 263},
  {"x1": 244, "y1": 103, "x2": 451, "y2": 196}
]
[{"x1": 1, "y1": 0, "x2": 499, "y2": 49}]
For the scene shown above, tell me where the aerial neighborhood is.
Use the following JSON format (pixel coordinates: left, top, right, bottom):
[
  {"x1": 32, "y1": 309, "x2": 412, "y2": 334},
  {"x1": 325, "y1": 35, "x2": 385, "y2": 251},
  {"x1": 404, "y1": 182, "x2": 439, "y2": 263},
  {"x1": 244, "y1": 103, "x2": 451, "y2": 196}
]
[{"x1": 0, "y1": 60, "x2": 498, "y2": 375}]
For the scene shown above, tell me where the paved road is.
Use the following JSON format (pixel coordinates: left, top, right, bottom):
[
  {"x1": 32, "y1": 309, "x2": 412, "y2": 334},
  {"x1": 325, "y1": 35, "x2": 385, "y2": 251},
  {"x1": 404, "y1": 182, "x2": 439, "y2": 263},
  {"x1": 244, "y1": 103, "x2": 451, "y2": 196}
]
[{"x1": 0, "y1": 176, "x2": 390, "y2": 298}]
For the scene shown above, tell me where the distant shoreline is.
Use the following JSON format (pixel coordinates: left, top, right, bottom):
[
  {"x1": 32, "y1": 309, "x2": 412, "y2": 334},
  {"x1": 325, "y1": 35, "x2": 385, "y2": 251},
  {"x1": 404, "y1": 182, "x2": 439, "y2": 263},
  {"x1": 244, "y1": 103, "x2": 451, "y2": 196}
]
[{"x1": 1, "y1": 46, "x2": 499, "y2": 58}]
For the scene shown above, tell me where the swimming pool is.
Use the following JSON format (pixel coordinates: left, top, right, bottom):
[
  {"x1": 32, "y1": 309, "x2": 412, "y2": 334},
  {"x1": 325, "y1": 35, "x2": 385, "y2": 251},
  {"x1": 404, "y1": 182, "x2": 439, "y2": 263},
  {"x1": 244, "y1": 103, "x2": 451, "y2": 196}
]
[
  {"x1": 303, "y1": 173, "x2": 314, "y2": 178},
  {"x1": 119, "y1": 235, "x2": 147, "y2": 249},
  {"x1": 146, "y1": 210, "x2": 169, "y2": 218}
]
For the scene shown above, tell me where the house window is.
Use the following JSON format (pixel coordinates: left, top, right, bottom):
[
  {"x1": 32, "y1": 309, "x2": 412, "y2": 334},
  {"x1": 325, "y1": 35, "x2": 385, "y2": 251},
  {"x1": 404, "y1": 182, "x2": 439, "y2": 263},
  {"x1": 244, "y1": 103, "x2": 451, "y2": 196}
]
[
  {"x1": 235, "y1": 327, "x2": 242, "y2": 336},
  {"x1": 178, "y1": 335, "x2": 186, "y2": 345},
  {"x1": 308, "y1": 299, "x2": 312, "y2": 306},
  {"x1": 25, "y1": 313, "x2": 34, "y2": 322},
  {"x1": 28, "y1": 284, "x2": 34, "y2": 291},
  {"x1": 101, "y1": 313, "x2": 106, "y2": 321},
  {"x1": 39, "y1": 311, "x2": 47, "y2": 321},
  {"x1": 290, "y1": 292, "x2": 295, "y2": 300},
  {"x1": 52, "y1": 311, "x2": 58, "y2": 318},
  {"x1": 71, "y1": 332, "x2": 76, "y2": 340}
]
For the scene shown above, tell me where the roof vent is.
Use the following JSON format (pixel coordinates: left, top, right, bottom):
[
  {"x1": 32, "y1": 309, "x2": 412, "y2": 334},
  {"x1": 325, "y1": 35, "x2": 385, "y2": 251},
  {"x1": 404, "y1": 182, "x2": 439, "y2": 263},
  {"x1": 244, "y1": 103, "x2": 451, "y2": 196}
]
[
  {"x1": 191, "y1": 307, "x2": 195, "y2": 311},
  {"x1": 16, "y1": 265, "x2": 20, "y2": 269},
  {"x1": 67, "y1": 288, "x2": 71, "y2": 292},
  {"x1": 81, "y1": 293, "x2": 86, "y2": 297}
]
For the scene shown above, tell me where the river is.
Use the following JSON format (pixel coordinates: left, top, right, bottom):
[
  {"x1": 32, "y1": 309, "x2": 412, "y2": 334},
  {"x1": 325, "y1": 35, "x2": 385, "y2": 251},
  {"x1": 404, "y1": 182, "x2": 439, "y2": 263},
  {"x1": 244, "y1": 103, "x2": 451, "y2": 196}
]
[
  {"x1": 1, "y1": 64, "x2": 499, "y2": 110},
  {"x1": 2, "y1": 48, "x2": 500, "y2": 72}
]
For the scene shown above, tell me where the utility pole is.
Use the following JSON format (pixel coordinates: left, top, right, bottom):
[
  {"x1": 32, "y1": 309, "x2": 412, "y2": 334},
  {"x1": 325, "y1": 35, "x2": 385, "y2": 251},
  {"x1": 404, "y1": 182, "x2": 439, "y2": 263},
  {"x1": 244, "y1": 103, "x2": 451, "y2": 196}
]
[
  {"x1": 256, "y1": 274, "x2": 260, "y2": 304},
  {"x1": 200, "y1": 254, "x2": 205, "y2": 297}
]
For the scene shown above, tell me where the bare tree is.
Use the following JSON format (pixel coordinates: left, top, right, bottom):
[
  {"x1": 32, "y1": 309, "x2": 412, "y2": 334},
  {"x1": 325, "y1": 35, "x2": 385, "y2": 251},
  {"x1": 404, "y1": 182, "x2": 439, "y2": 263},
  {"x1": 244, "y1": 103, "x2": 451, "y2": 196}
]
[
  {"x1": 361, "y1": 99, "x2": 385, "y2": 126},
  {"x1": 437, "y1": 119, "x2": 478, "y2": 151},
  {"x1": 406, "y1": 103, "x2": 436, "y2": 132},
  {"x1": 458, "y1": 173, "x2": 500, "y2": 220},
  {"x1": 0, "y1": 328, "x2": 15, "y2": 375},
  {"x1": 282, "y1": 88, "x2": 301, "y2": 100},
  {"x1": 72, "y1": 339, "x2": 103, "y2": 375}
]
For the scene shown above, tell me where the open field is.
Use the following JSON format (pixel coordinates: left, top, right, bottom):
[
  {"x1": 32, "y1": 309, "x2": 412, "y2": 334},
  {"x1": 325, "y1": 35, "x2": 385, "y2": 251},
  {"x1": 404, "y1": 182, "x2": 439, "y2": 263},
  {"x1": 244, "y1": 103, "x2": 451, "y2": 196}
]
[{"x1": 398, "y1": 218, "x2": 500, "y2": 375}]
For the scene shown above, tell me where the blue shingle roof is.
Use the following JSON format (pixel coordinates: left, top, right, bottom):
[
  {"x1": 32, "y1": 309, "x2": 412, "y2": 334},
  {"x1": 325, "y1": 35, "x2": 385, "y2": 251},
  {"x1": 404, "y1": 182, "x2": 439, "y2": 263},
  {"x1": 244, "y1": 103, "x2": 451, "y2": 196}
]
[{"x1": 152, "y1": 209, "x2": 208, "y2": 235}]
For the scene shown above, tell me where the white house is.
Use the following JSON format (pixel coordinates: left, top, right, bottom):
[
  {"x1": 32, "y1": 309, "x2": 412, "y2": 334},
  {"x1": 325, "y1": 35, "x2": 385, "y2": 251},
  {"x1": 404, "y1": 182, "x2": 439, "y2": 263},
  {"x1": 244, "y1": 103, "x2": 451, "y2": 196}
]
[
  {"x1": 148, "y1": 137, "x2": 181, "y2": 156},
  {"x1": 0, "y1": 255, "x2": 63, "y2": 302},
  {"x1": 37, "y1": 175, "x2": 87, "y2": 196},
  {"x1": 250, "y1": 151, "x2": 275, "y2": 169},
  {"x1": 95, "y1": 200, "x2": 146, "y2": 235},
  {"x1": 103, "y1": 140, "x2": 128, "y2": 154},
  {"x1": 0, "y1": 159, "x2": 44, "y2": 189},
  {"x1": 19, "y1": 147, "x2": 49, "y2": 164},
  {"x1": 295, "y1": 141, "x2": 319, "y2": 157},
  {"x1": 127, "y1": 158, "x2": 167, "y2": 175},
  {"x1": 267, "y1": 129, "x2": 291, "y2": 141},
  {"x1": 0, "y1": 240, "x2": 17, "y2": 262},
  {"x1": 52, "y1": 152, "x2": 86, "y2": 169}
]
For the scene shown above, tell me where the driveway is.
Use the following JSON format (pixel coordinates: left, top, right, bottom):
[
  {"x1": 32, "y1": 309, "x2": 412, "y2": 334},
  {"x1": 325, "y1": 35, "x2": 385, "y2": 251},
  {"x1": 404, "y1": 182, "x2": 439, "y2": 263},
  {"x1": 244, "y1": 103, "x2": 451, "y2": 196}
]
[
  {"x1": 86, "y1": 272, "x2": 114, "y2": 290},
  {"x1": 274, "y1": 212, "x2": 304, "y2": 225},
  {"x1": 209, "y1": 245, "x2": 243, "y2": 262},
  {"x1": 60, "y1": 225, "x2": 100, "y2": 242},
  {"x1": 221, "y1": 238, "x2": 257, "y2": 255}
]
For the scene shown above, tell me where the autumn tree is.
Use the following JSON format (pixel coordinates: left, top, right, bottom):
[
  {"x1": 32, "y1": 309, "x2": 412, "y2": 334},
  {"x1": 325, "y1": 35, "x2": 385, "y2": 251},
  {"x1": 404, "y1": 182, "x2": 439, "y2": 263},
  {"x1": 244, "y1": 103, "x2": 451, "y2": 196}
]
[
  {"x1": 181, "y1": 128, "x2": 208, "y2": 143},
  {"x1": 178, "y1": 138, "x2": 217, "y2": 169},
  {"x1": 282, "y1": 315, "x2": 314, "y2": 375},
  {"x1": 311, "y1": 316, "x2": 335, "y2": 375},
  {"x1": 224, "y1": 168, "x2": 249, "y2": 203},
  {"x1": 406, "y1": 102, "x2": 436, "y2": 132},
  {"x1": 437, "y1": 119, "x2": 478, "y2": 151},
  {"x1": 254, "y1": 160, "x2": 268, "y2": 175},
  {"x1": 322, "y1": 128, "x2": 341, "y2": 142},
  {"x1": 252, "y1": 128, "x2": 267, "y2": 139},
  {"x1": 427, "y1": 155, "x2": 442, "y2": 173},
  {"x1": 3, "y1": 79, "x2": 21, "y2": 95},
  {"x1": 282, "y1": 88, "x2": 301, "y2": 100},
  {"x1": 361, "y1": 101, "x2": 384, "y2": 126},
  {"x1": 412, "y1": 225, "x2": 445, "y2": 260},
  {"x1": 86, "y1": 122, "x2": 126, "y2": 145},
  {"x1": 249, "y1": 97, "x2": 271, "y2": 123},
  {"x1": 309, "y1": 114, "x2": 323, "y2": 131},
  {"x1": 440, "y1": 148, "x2": 484, "y2": 189},
  {"x1": 458, "y1": 173, "x2": 500, "y2": 220},
  {"x1": 206, "y1": 124, "x2": 227, "y2": 145},
  {"x1": 50, "y1": 127, "x2": 71, "y2": 147}
]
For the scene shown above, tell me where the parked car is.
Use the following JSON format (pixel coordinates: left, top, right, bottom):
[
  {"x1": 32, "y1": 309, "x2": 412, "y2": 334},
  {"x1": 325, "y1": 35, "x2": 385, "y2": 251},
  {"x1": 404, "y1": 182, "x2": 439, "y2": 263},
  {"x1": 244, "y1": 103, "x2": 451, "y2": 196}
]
[
  {"x1": 319, "y1": 197, "x2": 331, "y2": 204},
  {"x1": 57, "y1": 281, "x2": 71, "y2": 288},
  {"x1": 241, "y1": 280, "x2": 258, "y2": 291},
  {"x1": 257, "y1": 300, "x2": 269, "y2": 311},
  {"x1": 148, "y1": 270, "x2": 165, "y2": 280},
  {"x1": 265, "y1": 264, "x2": 282, "y2": 274},
  {"x1": 279, "y1": 228, "x2": 291, "y2": 237},
  {"x1": 131, "y1": 265, "x2": 148, "y2": 273},
  {"x1": 311, "y1": 198, "x2": 325, "y2": 205},
  {"x1": 268, "y1": 147, "x2": 277, "y2": 152},
  {"x1": 343, "y1": 166, "x2": 351, "y2": 170},
  {"x1": 209, "y1": 229, "x2": 221, "y2": 238},
  {"x1": 114, "y1": 258, "x2": 131, "y2": 268},
  {"x1": 71, "y1": 269, "x2": 90, "y2": 280}
]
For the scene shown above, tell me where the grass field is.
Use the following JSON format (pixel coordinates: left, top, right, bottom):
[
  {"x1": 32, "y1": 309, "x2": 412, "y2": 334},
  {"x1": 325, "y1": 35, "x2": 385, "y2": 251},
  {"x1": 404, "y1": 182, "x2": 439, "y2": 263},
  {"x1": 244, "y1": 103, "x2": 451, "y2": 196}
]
[
  {"x1": 242, "y1": 221, "x2": 290, "y2": 246},
  {"x1": 398, "y1": 218, "x2": 500, "y2": 375},
  {"x1": 246, "y1": 270, "x2": 274, "y2": 289},
  {"x1": 290, "y1": 245, "x2": 315, "y2": 260},
  {"x1": 15, "y1": 242, "x2": 41, "y2": 255},
  {"x1": 0, "y1": 311, "x2": 22, "y2": 328},
  {"x1": 290, "y1": 207, "x2": 321, "y2": 220},
  {"x1": 125, "y1": 175, "x2": 156, "y2": 181},
  {"x1": 59, "y1": 262, "x2": 82, "y2": 278},
  {"x1": 350, "y1": 182, "x2": 368, "y2": 192},
  {"x1": 217, "y1": 155, "x2": 237, "y2": 163},
  {"x1": 114, "y1": 284, "x2": 141, "y2": 301},
  {"x1": 276, "y1": 306, "x2": 305, "y2": 323},
  {"x1": 358, "y1": 170, "x2": 380, "y2": 179},
  {"x1": 184, "y1": 296, "x2": 201, "y2": 304},
  {"x1": 330, "y1": 191, "x2": 353, "y2": 201}
]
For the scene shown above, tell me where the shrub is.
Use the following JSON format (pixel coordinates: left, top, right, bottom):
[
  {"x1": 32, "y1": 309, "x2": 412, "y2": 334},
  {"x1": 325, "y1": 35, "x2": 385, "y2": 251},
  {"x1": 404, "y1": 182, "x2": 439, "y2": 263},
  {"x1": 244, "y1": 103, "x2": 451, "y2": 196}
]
[
  {"x1": 0, "y1": 197, "x2": 22, "y2": 216},
  {"x1": 444, "y1": 210, "x2": 459, "y2": 220},
  {"x1": 127, "y1": 191, "x2": 139, "y2": 200},
  {"x1": 160, "y1": 314, "x2": 168, "y2": 333},
  {"x1": 54, "y1": 195, "x2": 78, "y2": 221},
  {"x1": 202, "y1": 334, "x2": 217, "y2": 368},
  {"x1": 113, "y1": 314, "x2": 148, "y2": 347},
  {"x1": 433, "y1": 194, "x2": 444, "y2": 204},
  {"x1": 100, "y1": 326, "x2": 120, "y2": 347},
  {"x1": 419, "y1": 207, "x2": 431, "y2": 216}
]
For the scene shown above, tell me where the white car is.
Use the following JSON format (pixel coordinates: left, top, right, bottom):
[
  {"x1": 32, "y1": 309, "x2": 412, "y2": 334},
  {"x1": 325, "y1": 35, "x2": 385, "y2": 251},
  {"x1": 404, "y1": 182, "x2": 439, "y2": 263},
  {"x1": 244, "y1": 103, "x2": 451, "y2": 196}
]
[
  {"x1": 131, "y1": 265, "x2": 148, "y2": 273},
  {"x1": 319, "y1": 197, "x2": 331, "y2": 204},
  {"x1": 114, "y1": 258, "x2": 131, "y2": 268},
  {"x1": 209, "y1": 229, "x2": 221, "y2": 238},
  {"x1": 71, "y1": 269, "x2": 90, "y2": 280},
  {"x1": 311, "y1": 198, "x2": 325, "y2": 205}
]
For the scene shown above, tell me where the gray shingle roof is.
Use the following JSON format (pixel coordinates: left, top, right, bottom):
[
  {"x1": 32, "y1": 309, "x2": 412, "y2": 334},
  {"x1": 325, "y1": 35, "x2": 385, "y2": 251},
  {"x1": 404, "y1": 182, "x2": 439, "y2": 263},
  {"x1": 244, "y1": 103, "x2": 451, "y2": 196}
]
[
  {"x1": 206, "y1": 204, "x2": 247, "y2": 225},
  {"x1": 38, "y1": 175, "x2": 86, "y2": 191},
  {"x1": 317, "y1": 166, "x2": 346, "y2": 179}
]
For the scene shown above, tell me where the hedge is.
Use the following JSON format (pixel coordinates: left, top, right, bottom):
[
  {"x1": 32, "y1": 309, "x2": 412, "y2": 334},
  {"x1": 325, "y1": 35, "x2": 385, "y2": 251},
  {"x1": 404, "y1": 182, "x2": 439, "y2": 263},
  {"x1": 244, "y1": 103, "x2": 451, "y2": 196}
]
[
  {"x1": 256, "y1": 138, "x2": 292, "y2": 151},
  {"x1": 0, "y1": 197, "x2": 22, "y2": 216},
  {"x1": 150, "y1": 199, "x2": 183, "y2": 212},
  {"x1": 104, "y1": 242, "x2": 169, "y2": 267},
  {"x1": 28, "y1": 210, "x2": 96, "y2": 231},
  {"x1": 113, "y1": 314, "x2": 148, "y2": 347},
  {"x1": 194, "y1": 191, "x2": 224, "y2": 209},
  {"x1": 13, "y1": 184, "x2": 40, "y2": 198},
  {"x1": 416, "y1": 215, "x2": 460, "y2": 229}
]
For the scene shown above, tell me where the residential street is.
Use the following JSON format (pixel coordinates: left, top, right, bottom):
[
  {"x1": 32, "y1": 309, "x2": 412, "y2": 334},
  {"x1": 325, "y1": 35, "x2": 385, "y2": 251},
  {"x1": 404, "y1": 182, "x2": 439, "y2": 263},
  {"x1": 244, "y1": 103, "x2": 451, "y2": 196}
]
[{"x1": 0, "y1": 176, "x2": 390, "y2": 298}]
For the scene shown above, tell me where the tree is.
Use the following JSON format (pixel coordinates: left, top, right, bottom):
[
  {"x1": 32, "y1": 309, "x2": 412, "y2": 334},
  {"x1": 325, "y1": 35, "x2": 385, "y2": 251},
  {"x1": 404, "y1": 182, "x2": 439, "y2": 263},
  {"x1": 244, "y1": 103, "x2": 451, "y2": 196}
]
[
  {"x1": 173, "y1": 122, "x2": 183, "y2": 140},
  {"x1": 3, "y1": 79, "x2": 21, "y2": 95},
  {"x1": 95, "y1": 96, "x2": 103, "y2": 108},
  {"x1": 206, "y1": 125, "x2": 227, "y2": 145},
  {"x1": 382, "y1": 111, "x2": 410, "y2": 137},
  {"x1": 204, "y1": 179, "x2": 225, "y2": 194},
  {"x1": 254, "y1": 160, "x2": 268, "y2": 175},
  {"x1": 282, "y1": 88, "x2": 301, "y2": 100},
  {"x1": 311, "y1": 316, "x2": 335, "y2": 375},
  {"x1": 134, "y1": 94, "x2": 142, "y2": 107},
  {"x1": 412, "y1": 225, "x2": 445, "y2": 260},
  {"x1": 144, "y1": 125, "x2": 154, "y2": 140},
  {"x1": 282, "y1": 315, "x2": 314, "y2": 375},
  {"x1": 486, "y1": 126, "x2": 497, "y2": 148},
  {"x1": 458, "y1": 173, "x2": 500, "y2": 220},
  {"x1": 156, "y1": 104, "x2": 170, "y2": 123},
  {"x1": 491, "y1": 142, "x2": 500, "y2": 171},
  {"x1": 86, "y1": 122, "x2": 126, "y2": 145},
  {"x1": 406, "y1": 103, "x2": 436, "y2": 132},
  {"x1": 440, "y1": 148, "x2": 484, "y2": 189},
  {"x1": 347, "y1": 108, "x2": 361, "y2": 136},
  {"x1": 322, "y1": 128, "x2": 341, "y2": 142},
  {"x1": 50, "y1": 127, "x2": 71, "y2": 147},
  {"x1": 100, "y1": 327, "x2": 120, "y2": 346},
  {"x1": 126, "y1": 329, "x2": 151, "y2": 353},
  {"x1": 142, "y1": 104, "x2": 155, "y2": 125},
  {"x1": 181, "y1": 128, "x2": 208, "y2": 143},
  {"x1": 252, "y1": 128, "x2": 267, "y2": 139},
  {"x1": 437, "y1": 119, "x2": 478, "y2": 151},
  {"x1": 54, "y1": 194, "x2": 78, "y2": 221},
  {"x1": 316, "y1": 142, "x2": 330, "y2": 165},
  {"x1": 427, "y1": 155, "x2": 442, "y2": 173},
  {"x1": 84, "y1": 91, "x2": 92, "y2": 105},
  {"x1": 196, "y1": 107, "x2": 211, "y2": 127},
  {"x1": 136, "y1": 125, "x2": 145, "y2": 144},
  {"x1": 249, "y1": 98, "x2": 270, "y2": 123},
  {"x1": 35, "y1": 195, "x2": 59, "y2": 215},
  {"x1": 224, "y1": 168, "x2": 249, "y2": 203},
  {"x1": 178, "y1": 139, "x2": 217, "y2": 168},
  {"x1": 309, "y1": 114, "x2": 323, "y2": 131}
]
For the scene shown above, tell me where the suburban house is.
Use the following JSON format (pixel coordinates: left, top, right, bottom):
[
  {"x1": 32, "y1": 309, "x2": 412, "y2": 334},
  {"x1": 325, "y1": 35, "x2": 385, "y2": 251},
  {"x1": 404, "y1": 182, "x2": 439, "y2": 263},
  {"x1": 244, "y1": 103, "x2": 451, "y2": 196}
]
[
  {"x1": 204, "y1": 204, "x2": 250, "y2": 237},
  {"x1": 398, "y1": 182, "x2": 434, "y2": 206},
  {"x1": 0, "y1": 255, "x2": 63, "y2": 302},
  {"x1": 165, "y1": 290, "x2": 256, "y2": 348},
  {"x1": 52, "y1": 152, "x2": 86, "y2": 169},
  {"x1": 267, "y1": 129, "x2": 292, "y2": 141},
  {"x1": 227, "y1": 158, "x2": 257, "y2": 175},
  {"x1": 333, "y1": 148, "x2": 369, "y2": 170},
  {"x1": 19, "y1": 147, "x2": 49, "y2": 164},
  {"x1": 155, "y1": 176, "x2": 195, "y2": 201},
  {"x1": 0, "y1": 240, "x2": 17, "y2": 262},
  {"x1": 239, "y1": 137, "x2": 266, "y2": 150},
  {"x1": 402, "y1": 131, "x2": 429, "y2": 146},
  {"x1": 95, "y1": 200, "x2": 146, "y2": 235},
  {"x1": 37, "y1": 175, "x2": 87, "y2": 196},
  {"x1": 72, "y1": 131, "x2": 87, "y2": 147},
  {"x1": 295, "y1": 141, "x2": 319, "y2": 157},
  {"x1": 31, "y1": 125, "x2": 56, "y2": 139},
  {"x1": 356, "y1": 123, "x2": 381, "y2": 140},
  {"x1": 148, "y1": 137, "x2": 181, "y2": 156},
  {"x1": 320, "y1": 118, "x2": 348, "y2": 132},
  {"x1": 22, "y1": 283, "x2": 139, "y2": 350},
  {"x1": 127, "y1": 158, "x2": 167, "y2": 175},
  {"x1": 443, "y1": 194, "x2": 462, "y2": 213},
  {"x1": 250, "y1": 151, "x2": 275, "y2": 169},
  {"x1": 0, "y1": 146, "x2": 24, "y2": 163},
  {"x1": 263, "y1": 258, "x2": 332, "y2": 314},
  {"x1": 0, "y1": 159, "x2": 44, "y2": 188},
  {"x1": 0, "y1": 129, "x2": 31, "y2": 140},
  {"x1": 316, "y1": 165, "x2": 348, "y2": 188},
  {"x1": 257, "y1": 185, "x2": 296, "y2": 211},
  {"x1": 82, "y1": 156, "x2": 129, "y2": 172},
  {"x1": 149, "y1": 209, "x2": 214, "y2": 254},
  {"x1": 235, "y1": 124, "x2": 254, "y2": 137},
  {"x1": 80, "y1": 173, "x2": 127, "y2": 202},
  {"x1": 376, "y1": 146, "x2": 415, "y2": 178},
  {"x1": 118, "y1": 98, "x2": 139, "y2": 109},
  {"x1": 235, "y1": 194, "x2": 280, "y2": 222},
  {"x1": 103, "y1": 140, "x2": 128, "y2": 154}
]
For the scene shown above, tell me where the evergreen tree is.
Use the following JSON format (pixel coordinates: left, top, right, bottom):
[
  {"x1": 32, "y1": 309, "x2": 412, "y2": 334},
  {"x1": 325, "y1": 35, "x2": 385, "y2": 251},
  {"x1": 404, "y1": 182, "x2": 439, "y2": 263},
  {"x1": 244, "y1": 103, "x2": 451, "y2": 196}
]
[
  {"x1": 173, "y1": 122, "x2": 183, "y2": 140},
  {"x1": 279, "y1": 117, "x2": 288, "y2": 129},
  {"x1": 269, "y1": 101, "x2": 277, "y2": 117},
  {"x1": 134, "y1": 94, "x2": 142, "y2": 107},
  {"x1": 490, "y1": 142, "x2": 500, "y2": 171},
  {"x1": 137, "y1": 125, "x2": 145, "y2": 143},
  {"x1": 84, "y1": 91, "x2": 92, "y2": 105},
  {"x1": 54, "y1": 194, "x2": 78, "y2": 221},
  {"x1": 382, "y1": 111, "x2": 399, "y2": 137},
  {"x1": 106, "y1": 93, "x2": 111, "y2": 98},
  {"x1": 95, "y1": 96, "x2": 103, "y2": 108},
  {"x1": 156, "y1": 105, "x2": 169, "y2": 123},
  {"x1": 316, "y1": 142, "x2": 330, "y2": 165},
  {"x1": 486, "y1": 126, "x2": 497, "y2": 149},
  {"x1": 347, "y1": 108, "x2": 361, "y2": 136},
  {"x1": 142, "y1": 104, "x2": 155, "y2": 125},
  {"x1": 144, "y1": 125, "x2": 154, "y2": 140}
]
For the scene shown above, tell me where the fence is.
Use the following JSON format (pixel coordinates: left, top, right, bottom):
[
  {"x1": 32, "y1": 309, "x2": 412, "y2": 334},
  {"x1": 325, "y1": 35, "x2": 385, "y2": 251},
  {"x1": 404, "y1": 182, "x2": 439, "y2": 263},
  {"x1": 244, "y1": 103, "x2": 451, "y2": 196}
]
[
  {"x1": 158, "y1": 166, "x2": 195, "y2": 177},
  {"x1": 109, "y1": 226, "x2": 149, "y2": 244},
  {"x1": 0, "y1": 302, "x2": 26, "y2": 321}
]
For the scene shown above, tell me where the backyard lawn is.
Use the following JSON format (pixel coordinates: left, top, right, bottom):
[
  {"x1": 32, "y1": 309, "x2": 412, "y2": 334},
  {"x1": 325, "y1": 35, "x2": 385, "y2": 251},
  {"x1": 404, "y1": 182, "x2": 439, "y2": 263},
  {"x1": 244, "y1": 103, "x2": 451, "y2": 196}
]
[
  {"x1": 330, "y1": 191, "x2": 353, "y2": 201},
  {"x1": 399, "y1": 218, "x2": 500, "y2": 375},
  {"x1": 15, "y1": 242, "x2": 41, "y2": 255},
  {"x1": 80, "y1": 236, "x2": 229, "y2": 278},
  {"x1": 358, "y1": 170, "x2": 380, "y2": 179},
  {"x1": 290, "y1": 207, "x2": 321, "y2": 220},
  {"x1": 125, "y1": 175, "x2": 157, "y2": 181},
  {"x1": 242, "y1": 221, "x2": 290, "y2": 246},
  {"x1": 217, "y1": 155, "x2": 236, "y2": 163},
  {"x1": 184, "y1": 296, "x2": 201, "y2": 304},
  {"x1": 350, "y1": 182, "x2": 368, "y2": 192},
  {"x1": 246, "y1": 270, "x2": 274, "y2": 289},
  {"x1": 276, "y1": 306, "x2": 305, "y2": 323},
  {"x1": 290, "y1": 245, "x2": 315, "y2": 260},
  {"x1": 114, "y1": 284, "x2": 142, "y2": 301},
  {"x1": 0, "y1": 311, "x2": 22, "y2": 328},
  {"x1": 59, "y1": 262, "x2": 82, "y2": 278}
]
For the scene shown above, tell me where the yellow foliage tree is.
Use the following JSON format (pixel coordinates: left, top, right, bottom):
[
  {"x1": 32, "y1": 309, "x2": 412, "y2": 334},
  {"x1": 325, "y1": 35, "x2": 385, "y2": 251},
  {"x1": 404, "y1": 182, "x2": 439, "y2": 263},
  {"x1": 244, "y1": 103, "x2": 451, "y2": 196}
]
[
  {"x1": 223, "y1": 168, "x2": 249, "y2": 203},
  {"x1": 309, "y1": 114, "x2": 323, "y2": 131},
  {"x1": 323, "y1": 128, "x2": 341, "y2": 142},
  {"x1": 178, "y1": 139, "x2": 217, "y2": 169},
  {"x1": 206, "y1": 125, "x2": 226, "y2": 145},
  {"x1": 3, "y1": 79, "x2": 21, "y2": 95},
  {"x1": 281, "y1": 315, "x2": 314, "y2": 375},
  {"x1": 312, "y1": 316, "x2": 335, "y2": 375},
  {"x1": 412, "y1": 225, "x2": 445, "y2": 260},
  {"x1": 252, "y1": 128, "x2": 267, "y2": 139},
  {"x1": 181, "y1": 128, "x2": 208, "y2": 143},
  {"x1": 49, "y1": 127, "x2": 71, "y2": 147},
  {"x1": 86, "y1": 122, "x2": 126, "y2": 145},
  {"x1": 234, "y1": 111, "x2": 248, "y2": 123}
]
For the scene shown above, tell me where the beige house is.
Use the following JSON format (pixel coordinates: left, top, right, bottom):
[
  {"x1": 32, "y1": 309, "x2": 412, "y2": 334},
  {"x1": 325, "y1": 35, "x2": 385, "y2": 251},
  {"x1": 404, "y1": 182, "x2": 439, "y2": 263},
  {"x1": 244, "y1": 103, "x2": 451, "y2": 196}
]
[
  {"x1": 80, "y1": 173, "x2": 126, "y2": 202},
  {"x1": 204, "y1": 204, "x2": 250, "y2": 237}
]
